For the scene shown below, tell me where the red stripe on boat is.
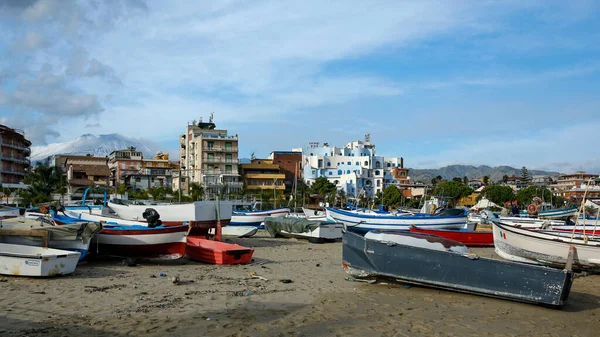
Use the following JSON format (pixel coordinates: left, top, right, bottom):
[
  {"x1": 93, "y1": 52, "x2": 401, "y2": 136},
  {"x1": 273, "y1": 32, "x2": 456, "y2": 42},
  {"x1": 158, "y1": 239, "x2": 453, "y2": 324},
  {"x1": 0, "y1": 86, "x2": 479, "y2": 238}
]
[{"x1": 409, "y1": 227, "x2": 494, "y2": 247}]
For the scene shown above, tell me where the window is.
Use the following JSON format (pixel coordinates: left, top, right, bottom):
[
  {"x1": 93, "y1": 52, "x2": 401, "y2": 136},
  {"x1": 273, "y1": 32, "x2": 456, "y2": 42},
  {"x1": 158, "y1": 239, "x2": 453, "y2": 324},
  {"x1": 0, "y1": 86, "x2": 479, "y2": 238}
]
[
  {"x1": 375, "y1": 170, "x2": 380, "y2": 175},
  {"x1": 351, "y1": 153, "x2": 355, "y2": 157},
  {"x1": 327, "y1": 162, "x2": 331, "y2": 166},
  {"x1": 364, "y1": 161, "x2": 368, "y2": 166},
  {"x1": 376, "y1": 161, "x2": 381, "y2": 168},
  {"x1": 151, "y1": 178, "x2": 155, "y2": 182},
  {"x1": 329, "y1": 172, "x2": 332, "y2": 176},
  {"x1": 225, "y1": 165, "x2": 232, "y2": 173},
  {"x1": 387, "y1": 163, "x2": 391, "y2": 167},
  {"x1": 347, "y1": 170, "x2": 350, "y2": 174},
  {"x1": 338, "y1": 170, "x2": 342, "y2": 175},
  {"x1": 135, "y1": 177, "x2": 141, "y2": 182},
  {"x1": 355, "y1": 162, "x2": 359, "y2": 165},
  {"x1": 377, "y1": 180, "x2": 381, "y2": 187}
]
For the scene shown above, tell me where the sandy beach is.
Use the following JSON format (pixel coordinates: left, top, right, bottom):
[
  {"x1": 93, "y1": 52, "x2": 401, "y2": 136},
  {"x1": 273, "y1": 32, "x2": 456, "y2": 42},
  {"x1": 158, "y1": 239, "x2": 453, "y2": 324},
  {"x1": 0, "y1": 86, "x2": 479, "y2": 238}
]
[{"x1": 1, "y1": 231, "x2": 599, "y2": 337}]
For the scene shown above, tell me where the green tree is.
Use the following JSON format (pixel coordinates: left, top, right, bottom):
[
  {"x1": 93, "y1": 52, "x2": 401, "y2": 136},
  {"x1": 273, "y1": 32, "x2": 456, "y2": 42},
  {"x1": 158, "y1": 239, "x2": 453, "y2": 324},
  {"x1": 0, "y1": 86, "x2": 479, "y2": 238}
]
[
  {"x1": 309, "y1": 177, "x2": 336, "y2": 196},
  {"x1": 336, "y1": 189, "x2": 347, "y2": 207},
  {"x1": 382, "y1": 185, "x2": 403, "y2": 207},
  {"x1": 483, "y1": 176, "x2": 490, "y2": 185},
  {"x1": 477, "y1": 185, "x2": 515, "y2": 205},
  {"x1": 463, "y1": 176, "x2": 468, "y2": 184},
  {"x1": 521, "y1": 166, "x2": 531, "y2": 186},
  {"x1": 432, "y1": 181, "x2": 473, "y2": 202},
  {"x1": 502, "y1": 175, "x2": 509, "y2": 183},
  {"x1": 189, "y1": 182, "x2": 204, "y2": 201},
  {"x1": 148, "y1": 186, "x2": 168, "y2": 201},
  {"x1": 516, "y1": 186, "x2": 552, "y2": 207},
  {"x1": 21, "y1": 160, "x2": 66, "y2": 205},
  {"x1": 373, "y1": 190, "x2": 383, "y2": 206},
  {"x1": 452, "y1": 177, "x2": 463, "y2": 183},
  {"x1": 116, "y1": 184, "x2": 128, "y2": 195}
]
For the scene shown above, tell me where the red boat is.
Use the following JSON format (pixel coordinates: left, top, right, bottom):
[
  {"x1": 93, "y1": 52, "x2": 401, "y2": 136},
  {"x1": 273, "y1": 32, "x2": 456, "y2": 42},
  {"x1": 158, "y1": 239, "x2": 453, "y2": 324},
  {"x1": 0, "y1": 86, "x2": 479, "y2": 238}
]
[
  {"x1": 186, "y1": 237, "x2": 254, "y2": 265},
  {"x1": 409, "y1": 226, "x2": 494, "y2": 247}
]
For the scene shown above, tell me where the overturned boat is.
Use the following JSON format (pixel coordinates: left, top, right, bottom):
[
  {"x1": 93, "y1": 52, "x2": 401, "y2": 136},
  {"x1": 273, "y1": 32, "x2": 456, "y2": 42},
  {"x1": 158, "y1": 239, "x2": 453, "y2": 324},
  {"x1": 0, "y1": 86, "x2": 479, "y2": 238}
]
[
  {"x1": 264, "y1": 217, "x2": 343, "y2": 242},
  {"x1": 342, "y1": 228, "x2": 574, "y2": 308},
  {"x1": 0, "y1": 243, "x2": 81, "y2": 277}
]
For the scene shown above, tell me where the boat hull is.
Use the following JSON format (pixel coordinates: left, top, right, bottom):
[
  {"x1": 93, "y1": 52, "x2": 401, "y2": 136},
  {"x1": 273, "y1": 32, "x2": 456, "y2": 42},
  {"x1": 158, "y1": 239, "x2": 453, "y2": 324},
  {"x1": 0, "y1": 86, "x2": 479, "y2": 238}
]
[
  {"x1": 409, "y1": 227, "x2": 494, "y2": 247},
  {"x1": 91, "y1": 225, "x2": 187, "y2": 259},
  {"x1": 0, "y1": 243, "x2": 80, "y2": 277},
  {"x1": 342, "y1": 230, "x2": 573, "y2": 308},
  {"x1": 230, "y1": 208, "x2": 291, "y2": 228},
  {"x1": 492, "y1": 221, "x2": 600, "y2": 271},
  {"x1": 327, "y1": 208, "x2": 467, "y2": 232},
  {"x1": 107, "y1": 200, "x2": 233, "y2": 224},
  {"x1": 186, "y1": 237, "x2": 254, "y2": 265},
  {"x1": 208, "y1": 226, "x2": 258, "y2": 238}
]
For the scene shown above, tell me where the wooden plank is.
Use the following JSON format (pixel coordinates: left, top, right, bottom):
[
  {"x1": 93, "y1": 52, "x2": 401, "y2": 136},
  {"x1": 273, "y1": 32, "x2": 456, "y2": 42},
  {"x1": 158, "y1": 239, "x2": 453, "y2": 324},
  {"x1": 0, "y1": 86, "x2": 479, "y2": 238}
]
[
  {"x1": 0, "y1": 229, "x2": 50, "y2": 248},
  {"x1": 564, "y1": 245, "x2": 576, "y2": 272}
]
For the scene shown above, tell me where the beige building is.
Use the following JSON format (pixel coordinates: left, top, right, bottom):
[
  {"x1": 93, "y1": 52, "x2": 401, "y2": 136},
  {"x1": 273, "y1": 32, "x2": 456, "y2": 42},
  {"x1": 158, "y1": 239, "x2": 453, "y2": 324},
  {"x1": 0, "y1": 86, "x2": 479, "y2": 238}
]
[{"x1": 178, "y1": 114, "x2": 242, "y2": 197}]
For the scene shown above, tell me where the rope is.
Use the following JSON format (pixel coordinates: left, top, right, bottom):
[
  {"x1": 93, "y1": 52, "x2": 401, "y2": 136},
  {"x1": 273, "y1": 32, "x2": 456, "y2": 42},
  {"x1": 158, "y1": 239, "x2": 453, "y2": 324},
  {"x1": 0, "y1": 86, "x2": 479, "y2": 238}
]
[{"x1": 592, "y1": 207, "x2": 599, "y2": 239}]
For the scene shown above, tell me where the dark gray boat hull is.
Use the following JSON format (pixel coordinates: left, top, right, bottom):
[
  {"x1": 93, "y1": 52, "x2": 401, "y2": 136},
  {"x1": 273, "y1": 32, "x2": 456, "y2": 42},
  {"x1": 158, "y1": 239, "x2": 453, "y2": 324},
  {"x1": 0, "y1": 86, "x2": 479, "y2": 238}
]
[{"x1": 342, "y1": 230, "x2": 574, "y2": 308}]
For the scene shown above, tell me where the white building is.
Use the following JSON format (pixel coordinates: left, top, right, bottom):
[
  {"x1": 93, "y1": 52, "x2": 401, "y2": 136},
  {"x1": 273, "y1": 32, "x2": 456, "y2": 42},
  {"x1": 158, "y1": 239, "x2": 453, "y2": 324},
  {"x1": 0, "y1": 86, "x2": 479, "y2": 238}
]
[{"x1": 300, "y1": 136, "x2": 405, "y2": 198}]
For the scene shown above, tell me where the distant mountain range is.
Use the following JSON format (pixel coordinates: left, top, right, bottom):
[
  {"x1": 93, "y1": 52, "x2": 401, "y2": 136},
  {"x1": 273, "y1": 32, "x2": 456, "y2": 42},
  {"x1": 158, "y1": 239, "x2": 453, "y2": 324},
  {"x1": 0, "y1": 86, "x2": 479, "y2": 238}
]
[
  {"x1": 30, "y1": 134, "x2": 163, "y2": 162},
  {"x1": 408, "y1": 165, "x2": 561, "y2": 183}
]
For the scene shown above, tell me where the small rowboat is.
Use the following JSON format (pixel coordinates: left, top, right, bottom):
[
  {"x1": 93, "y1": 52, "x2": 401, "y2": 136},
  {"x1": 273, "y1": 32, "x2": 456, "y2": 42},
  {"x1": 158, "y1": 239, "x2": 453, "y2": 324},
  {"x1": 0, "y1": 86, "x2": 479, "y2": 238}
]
[
  {"x1": 186, "y1": 237, "x2": 254, "y2": 265},
  {"x1": 0, "y1": 243, "x2": 80, "y2": 277},
  {"x1": 409, "y1": 225, "x2": 494, "y2": 247},
  {"x1": 91, "y1": 225, "x2": 187, "y2": 259}
]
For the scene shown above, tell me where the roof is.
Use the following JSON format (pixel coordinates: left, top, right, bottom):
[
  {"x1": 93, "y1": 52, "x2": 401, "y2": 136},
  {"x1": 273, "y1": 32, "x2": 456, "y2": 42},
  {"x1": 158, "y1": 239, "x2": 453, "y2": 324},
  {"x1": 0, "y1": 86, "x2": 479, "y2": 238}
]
[
  {"x1": 271, "y1": 151, "x2": 302, "y2": 155},
  {"x1": 70, "y1": 164, "x2": 110, "y2": 177}
]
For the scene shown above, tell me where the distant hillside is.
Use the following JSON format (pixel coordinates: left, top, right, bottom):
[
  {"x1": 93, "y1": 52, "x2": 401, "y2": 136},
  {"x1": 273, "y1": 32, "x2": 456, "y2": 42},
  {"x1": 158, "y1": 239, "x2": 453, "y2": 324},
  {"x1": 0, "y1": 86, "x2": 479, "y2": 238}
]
[
  {"x1": 30, "y1": 134, "x2": 163, "y2": 162},
  {"x1": 408, "y1": 165, "x2": 561, "y2": 183}
]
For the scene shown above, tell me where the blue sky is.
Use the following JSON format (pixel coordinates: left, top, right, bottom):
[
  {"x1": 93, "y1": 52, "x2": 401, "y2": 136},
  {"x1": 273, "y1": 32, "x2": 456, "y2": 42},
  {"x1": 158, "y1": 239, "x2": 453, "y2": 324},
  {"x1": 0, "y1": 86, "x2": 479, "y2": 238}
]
[{"x1": 1, "y1": 0, "x2": 599, "y2": 173}]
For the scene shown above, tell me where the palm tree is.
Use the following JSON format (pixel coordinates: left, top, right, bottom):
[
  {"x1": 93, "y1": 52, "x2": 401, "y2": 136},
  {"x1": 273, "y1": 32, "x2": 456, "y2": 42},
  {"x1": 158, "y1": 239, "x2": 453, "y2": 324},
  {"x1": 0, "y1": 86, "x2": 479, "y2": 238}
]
[{"x1": 21, "y1": 159, "x2": 66, "y2": 205}]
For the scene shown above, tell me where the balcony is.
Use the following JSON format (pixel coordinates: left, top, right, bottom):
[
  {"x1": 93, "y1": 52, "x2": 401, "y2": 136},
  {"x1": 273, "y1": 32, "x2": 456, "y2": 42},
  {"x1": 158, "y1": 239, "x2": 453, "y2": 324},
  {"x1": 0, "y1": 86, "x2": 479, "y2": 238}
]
[
  {"x1": 204, "y1": 181, "x2": 244, "y2": 188},
  {"x1": 1, "y1": 142, "x2": 30, "y2": 152},
  {"x1": 204, "y1": 169, "x2": 240, "y2": 176},
  {"x1": 1, "y1": 169, "x2": 27, "y2": 176},
  {"x1": 203, "y1": 158, "x2": 238, "y2": 164},
  {"x1": 1, "y1": 156, "x2": 30, "y2": 165},
  {"x1": 203, "y1": 146, "x2": 238, "y2": 152}
]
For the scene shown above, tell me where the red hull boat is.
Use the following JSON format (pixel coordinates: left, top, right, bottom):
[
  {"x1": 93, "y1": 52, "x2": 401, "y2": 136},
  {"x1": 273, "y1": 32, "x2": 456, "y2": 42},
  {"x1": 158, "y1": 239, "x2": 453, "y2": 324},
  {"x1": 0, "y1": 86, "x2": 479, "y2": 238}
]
[
  {"x1": 186, "y1": 237, "x2": 254, "y2": 265},
  {"x1": 409, "y1": 226, "x2": 494, "y2": 247}
]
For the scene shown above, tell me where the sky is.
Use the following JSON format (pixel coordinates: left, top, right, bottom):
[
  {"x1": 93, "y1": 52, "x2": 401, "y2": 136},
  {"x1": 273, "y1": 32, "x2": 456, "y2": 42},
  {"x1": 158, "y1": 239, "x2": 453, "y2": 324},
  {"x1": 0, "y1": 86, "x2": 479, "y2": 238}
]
[{"x1": 1, "y1": 0, "x2": 599, "y2": 173}]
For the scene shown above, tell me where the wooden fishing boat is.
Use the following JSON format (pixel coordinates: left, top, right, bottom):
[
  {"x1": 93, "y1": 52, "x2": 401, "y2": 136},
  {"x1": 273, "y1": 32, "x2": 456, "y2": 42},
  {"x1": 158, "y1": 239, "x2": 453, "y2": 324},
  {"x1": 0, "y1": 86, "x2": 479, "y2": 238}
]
[
  {"x1": 107, "y1": 199, "x2": 233, "y2": 227},
  {"x1": 208, "y1": 226, "x2": 258, "y2": 238},
  {"x1": 342, "y1": 229, "x2": 574, "y2": 308},
  {"x1": 0, "y1": 217, "x2": 102, "y2": 260},
  {"x1": 0, "y1": 205, "x2": 21, "y2": 219},
  {"x1": 0, "y1": 243, "x2": 81, "y2": 277},
  {"x1": 409, "y1": 225, "x2": 494, "y2": 247},
  {"x1": 327, "y1": 207, "x2": 467, "y2": 233},
  {"x1": 186, "y1": 237, "x2": 254, "y2": 265},
  {"x1": 91, "y1": 225, "x2": 187, "y2": 259},
  {"x1": 492, "y1": 221, "x2": 600, "y2": 271},
  {"x1": 230, "y1": 208, "x2": 291, "y2": 228},
  {"x1": 265, "y1": 217, "x2": 343, "y2": 241}
]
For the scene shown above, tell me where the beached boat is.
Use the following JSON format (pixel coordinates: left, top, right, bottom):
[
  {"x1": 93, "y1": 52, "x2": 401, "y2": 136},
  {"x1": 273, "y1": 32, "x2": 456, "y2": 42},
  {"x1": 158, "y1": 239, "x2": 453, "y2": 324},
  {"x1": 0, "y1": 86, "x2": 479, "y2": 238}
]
[
  {"x1": 208, "y1": 226, "x2": 258, "y2": 238},
  {"x1": 342, "y1": 229, "x2": 574, "y2": 308},
  {"x1": 0, "y1": 205, "x2": 21, "y2": 219},
  {"x1": 326, "y1": 207, "x2": 467, "y2": 233},
  {"x1": 230, "y1": 208, "x2": 291, "y2": 228},
  {"x1": 186, "y1": 237, "x2": 254, "y2": 265},
  {"x1": 107, "y1": 199, "x2": 233, "y2": 226},
  {"x1": 520, "y1": 206, "x2": 578, "y2": 219},
  {"x1": 492, "y1": 221, "x2": 600, "y2": 271},
  {"x1": 0, "y1": 217, "x2": 102, "y2": 260},
  {"x1": 91, "y1": 225, "x2": 187, "y2": 259},
  {"x1": 58, "y1": 210, "x2": 151, "y2": 227},
  {"x1": 302, "y1": 207, "x2": 327, "y2": 221},
  {"x1": 264, "y1": 217, "x2": 343, "y2": 242},
  {"x1": 0, "y1": 243, "x2": 81, "y2": 277},
  {"x1": 409, "y1": 225, "x2": 494, "y2": 247}
]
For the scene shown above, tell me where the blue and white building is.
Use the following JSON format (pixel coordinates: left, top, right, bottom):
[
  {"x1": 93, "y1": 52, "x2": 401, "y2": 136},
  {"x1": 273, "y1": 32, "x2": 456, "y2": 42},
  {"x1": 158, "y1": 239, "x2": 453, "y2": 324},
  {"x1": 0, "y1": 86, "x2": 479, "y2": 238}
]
[{"x1": 300, "y1": 137, "x2": 406, "y2": 198}]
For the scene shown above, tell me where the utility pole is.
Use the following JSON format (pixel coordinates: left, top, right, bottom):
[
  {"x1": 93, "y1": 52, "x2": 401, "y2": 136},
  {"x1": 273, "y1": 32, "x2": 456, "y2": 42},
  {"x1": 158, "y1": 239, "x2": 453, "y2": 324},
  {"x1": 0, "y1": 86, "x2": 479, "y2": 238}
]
[{"x1": 273, "y1": 178, "x2": 277, "y2": 209}]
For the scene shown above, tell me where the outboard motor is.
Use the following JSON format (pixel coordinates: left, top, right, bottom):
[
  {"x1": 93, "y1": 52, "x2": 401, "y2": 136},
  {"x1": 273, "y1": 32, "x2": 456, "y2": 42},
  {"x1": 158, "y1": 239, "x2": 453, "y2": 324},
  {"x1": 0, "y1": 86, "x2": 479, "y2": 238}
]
[{"x1": 142, "y1": 208, "x2": 163, "y2": 228}]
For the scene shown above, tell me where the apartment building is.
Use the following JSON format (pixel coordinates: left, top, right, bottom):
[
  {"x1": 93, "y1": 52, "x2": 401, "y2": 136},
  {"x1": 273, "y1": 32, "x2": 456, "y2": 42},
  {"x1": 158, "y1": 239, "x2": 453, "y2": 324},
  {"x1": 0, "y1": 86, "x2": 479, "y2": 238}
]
[
  {"x1": 268, "y1": 151, "x2": 302, "y2": 192},
  {"x1": 178, "y1": 115, "x2": 242, "y2": 197},
  {"x1": 63, "y1": 155, "x2": 110, "y2": 196},
  {"x1": 239, "y1": 159, "x2": 285, "y2": 193},
  {"x1": 0, "y1": 124, "x2": 31, "y2": 185}
]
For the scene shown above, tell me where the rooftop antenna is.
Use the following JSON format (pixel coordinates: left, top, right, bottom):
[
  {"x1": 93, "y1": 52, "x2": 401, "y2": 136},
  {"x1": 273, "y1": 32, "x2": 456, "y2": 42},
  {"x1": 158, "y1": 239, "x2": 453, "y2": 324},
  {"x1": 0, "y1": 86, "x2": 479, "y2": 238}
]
[
  {"x1": 251, "y1": 152, "x2": 256, "y2": 160},
  {"x1": 209, "y1": 112, "x2": 214, "y2": 123},
  {"x1": 365, "y1": 133, "x2": 371, "y2": 143}
]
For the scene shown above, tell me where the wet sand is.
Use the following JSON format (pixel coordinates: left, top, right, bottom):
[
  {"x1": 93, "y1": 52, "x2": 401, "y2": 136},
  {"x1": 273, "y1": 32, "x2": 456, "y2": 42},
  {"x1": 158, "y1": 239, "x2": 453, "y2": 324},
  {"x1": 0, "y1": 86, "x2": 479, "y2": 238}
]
[{"x1": 1, "y1": 231, "x2": 599, "y2": 337}]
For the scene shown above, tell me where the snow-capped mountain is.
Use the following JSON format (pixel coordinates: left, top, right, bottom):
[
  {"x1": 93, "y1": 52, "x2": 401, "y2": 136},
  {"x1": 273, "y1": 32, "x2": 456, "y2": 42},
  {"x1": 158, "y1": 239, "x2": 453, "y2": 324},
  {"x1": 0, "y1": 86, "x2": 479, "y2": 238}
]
[{"x1": 30, "y1": 134, "x2": 165, "y2": 162}]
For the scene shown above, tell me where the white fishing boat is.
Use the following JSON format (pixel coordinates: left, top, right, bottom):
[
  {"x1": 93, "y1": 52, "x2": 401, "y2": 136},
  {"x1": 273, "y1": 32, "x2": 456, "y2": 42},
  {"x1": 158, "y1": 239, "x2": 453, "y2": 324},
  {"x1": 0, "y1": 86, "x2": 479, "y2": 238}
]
[
  {"x1": 208, "y1": 226, "x2": 259, "y2": 238},
  {"x1": 302, "y1": 207, "x2": 327, "y2": 221},
  {"x1": 326, "y1": 207, "x2": 467, "y2": 233},
  {"x1": 492, "y1": 221, "x2": 600, "y2": 271},
  {"x1": 0, "y1": 217, "x2": 102, "y2": 260},
  {"x1": 264, "y1": 217, "x2": 343, "y2": 241},
  {"x1": 0, "y1": 205, "x2": 21, "y2": 219},
  {"x1": 92, "y1": 225, "x2": 188, "y2": 259},
  {"x1": 230, "y1": 208, "x2": 291, "y2": 227},
  {"x1": 363, "y1": 230, "x2": 469, "y2": 254},
  {"x1": 0, "y1": 243, "x2": 80, "y2": 277},
  {"x1": 107, "y1": 199, "x2": 233, "y2": 226}
]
